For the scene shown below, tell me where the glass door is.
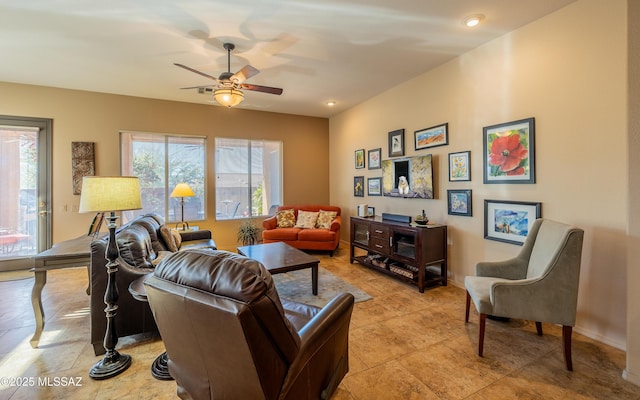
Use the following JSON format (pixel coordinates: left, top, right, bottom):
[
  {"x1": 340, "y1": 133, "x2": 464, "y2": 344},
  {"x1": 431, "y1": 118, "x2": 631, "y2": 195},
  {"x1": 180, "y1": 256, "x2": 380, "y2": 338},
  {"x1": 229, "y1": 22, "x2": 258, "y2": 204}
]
[
  {"x1": 0, "y1": 116, "x2": 52, "y2": 271},
  {"x1": 391, "y1": 229, "x2": 417, "y2": 261},
  {"x1": 351, "y1": 220, "x2": 370, "y2": 247}
]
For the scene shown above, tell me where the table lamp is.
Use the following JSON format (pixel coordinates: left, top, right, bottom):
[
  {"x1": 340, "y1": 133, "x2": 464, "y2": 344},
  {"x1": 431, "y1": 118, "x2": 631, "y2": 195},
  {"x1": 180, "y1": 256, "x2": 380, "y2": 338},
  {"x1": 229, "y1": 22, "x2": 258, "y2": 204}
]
[
  {"x1": 170, "y1": 183, "x2": 195, "y2": 230},
  {"x1": 79, "y1": 176, "x2": 142, "y2": 380}
]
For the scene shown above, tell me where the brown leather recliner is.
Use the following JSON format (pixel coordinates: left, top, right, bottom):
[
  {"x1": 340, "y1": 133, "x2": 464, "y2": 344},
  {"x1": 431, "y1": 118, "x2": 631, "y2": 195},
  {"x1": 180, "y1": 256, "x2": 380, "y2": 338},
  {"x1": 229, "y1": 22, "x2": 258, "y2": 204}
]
[
  {"x1": 90, "y1": 213, "x2": 216, "y2": 355},
  {"x1": 144, "y1": 249, "x2": 355, "y2": 400}
]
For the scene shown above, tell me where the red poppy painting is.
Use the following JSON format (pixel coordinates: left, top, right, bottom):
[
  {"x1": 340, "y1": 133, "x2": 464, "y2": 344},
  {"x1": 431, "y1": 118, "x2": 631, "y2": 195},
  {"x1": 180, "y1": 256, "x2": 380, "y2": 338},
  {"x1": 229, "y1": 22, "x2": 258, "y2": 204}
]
[{"x1": 483, "y1": 118, "x2": 535, "y2": 184}]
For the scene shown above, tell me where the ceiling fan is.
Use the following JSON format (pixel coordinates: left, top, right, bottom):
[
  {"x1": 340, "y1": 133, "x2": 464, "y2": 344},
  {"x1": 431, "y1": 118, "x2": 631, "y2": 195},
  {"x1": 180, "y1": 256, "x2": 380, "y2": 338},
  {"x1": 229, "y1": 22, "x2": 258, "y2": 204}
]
[{"x1": 175, "y1": 42, "x2": 283, "y2": 108}]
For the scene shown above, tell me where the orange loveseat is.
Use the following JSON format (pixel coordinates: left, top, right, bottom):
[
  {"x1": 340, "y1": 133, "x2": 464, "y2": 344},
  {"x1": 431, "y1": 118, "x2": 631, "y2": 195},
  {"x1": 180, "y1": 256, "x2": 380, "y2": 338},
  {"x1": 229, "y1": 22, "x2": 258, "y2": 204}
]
[{"x1": 262, "y1": 205, "x2": 341, "y2": 256}]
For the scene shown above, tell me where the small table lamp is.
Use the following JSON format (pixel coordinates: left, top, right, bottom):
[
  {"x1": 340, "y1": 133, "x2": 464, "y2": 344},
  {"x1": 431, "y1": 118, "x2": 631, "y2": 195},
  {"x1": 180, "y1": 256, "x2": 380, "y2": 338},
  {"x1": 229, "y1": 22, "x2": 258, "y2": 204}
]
[
  {"x1": 79, "y1": 176, "x2": 142, "y2": 380},
  {"x1": 170, "y1": 183, "x2": 195, "y2": 230}
]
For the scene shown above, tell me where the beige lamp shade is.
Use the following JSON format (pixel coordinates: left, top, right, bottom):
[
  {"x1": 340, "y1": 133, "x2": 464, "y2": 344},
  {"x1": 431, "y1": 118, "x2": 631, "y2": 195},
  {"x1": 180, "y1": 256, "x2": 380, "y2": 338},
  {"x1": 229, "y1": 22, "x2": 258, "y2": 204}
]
[
  {"x1": 213, "y1": 88, "x2": 244, "y2": 108},
  {"x1": 79, "y1": 176, "x2": 143, "y2": 213},
  {"x1": 170, "y1": 183, "x2": 195, "y2": 198}
]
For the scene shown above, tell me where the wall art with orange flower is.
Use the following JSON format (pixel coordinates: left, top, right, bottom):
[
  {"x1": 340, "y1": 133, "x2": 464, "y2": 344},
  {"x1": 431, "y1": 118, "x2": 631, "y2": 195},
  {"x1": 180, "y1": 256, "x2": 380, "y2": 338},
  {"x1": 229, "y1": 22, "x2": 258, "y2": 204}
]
[{"x1": 482, "y1": 117, "x2": 535, "y2": 184}]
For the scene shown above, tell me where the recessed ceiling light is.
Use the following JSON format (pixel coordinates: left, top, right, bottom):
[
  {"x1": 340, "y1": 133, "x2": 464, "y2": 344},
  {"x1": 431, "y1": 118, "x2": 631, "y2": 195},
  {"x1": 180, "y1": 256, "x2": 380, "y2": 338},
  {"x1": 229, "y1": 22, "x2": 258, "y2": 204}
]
[
  {"x1": 464, "y1": 14, "x2": 485, "y2": 27},
  {"x1": 326, "y1": 101, "x2": 336, "y2": 106}
]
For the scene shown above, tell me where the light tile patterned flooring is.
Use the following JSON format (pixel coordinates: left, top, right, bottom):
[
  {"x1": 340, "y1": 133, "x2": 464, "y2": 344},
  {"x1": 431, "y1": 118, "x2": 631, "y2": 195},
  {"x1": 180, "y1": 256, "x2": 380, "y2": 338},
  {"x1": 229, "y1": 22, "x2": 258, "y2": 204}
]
[{"x1": 1, "y1": 248, "x2": 639, "y2": 399}]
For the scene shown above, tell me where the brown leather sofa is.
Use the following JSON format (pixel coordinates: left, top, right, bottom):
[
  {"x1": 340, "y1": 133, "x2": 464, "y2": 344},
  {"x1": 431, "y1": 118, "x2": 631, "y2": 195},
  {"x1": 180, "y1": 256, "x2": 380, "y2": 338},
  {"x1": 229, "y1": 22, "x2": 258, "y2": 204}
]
[
  {"x1": 90, "y1": 213, "x2": 216, "y2": 355},
  {"x1": 262, "y1": 205, "x2": 342, "y2": 256},
  {"x1": 144, "y1": 249, "x2": 354, "y2": 400}
]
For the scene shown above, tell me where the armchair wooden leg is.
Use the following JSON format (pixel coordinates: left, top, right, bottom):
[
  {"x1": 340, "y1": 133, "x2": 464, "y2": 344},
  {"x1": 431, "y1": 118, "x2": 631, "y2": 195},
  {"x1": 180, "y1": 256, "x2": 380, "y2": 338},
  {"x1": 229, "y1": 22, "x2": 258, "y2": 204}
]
[
  {"x1": 563, "y1": 325, "x2": 573, "y2": 371},
  {"x1": 535, "y1": 321, "x2": 543, "y2": 336},
  {"x1": 478, "y1": 313, "x2": 487, "y2": 357},
  {"x1": 465, "y1": 291, "x2": 471, "y2": 323}
]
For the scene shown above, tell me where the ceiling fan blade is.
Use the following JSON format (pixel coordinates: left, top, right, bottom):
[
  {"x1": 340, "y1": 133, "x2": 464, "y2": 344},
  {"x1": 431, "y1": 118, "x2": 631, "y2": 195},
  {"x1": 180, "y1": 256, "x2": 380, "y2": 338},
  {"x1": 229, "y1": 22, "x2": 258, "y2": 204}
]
[
  {"x1": 180, "y1": 85, "x2": 215, "y2": 90},
  {"x1": 231, "y1": 65, "x2": 260, "y2": 84},
  {"x1": 174, "y1": 63, "x2": 218, "y2": 81},
  {"x1": 240, "y1": 83, "x2": 283, "y2": 95}
]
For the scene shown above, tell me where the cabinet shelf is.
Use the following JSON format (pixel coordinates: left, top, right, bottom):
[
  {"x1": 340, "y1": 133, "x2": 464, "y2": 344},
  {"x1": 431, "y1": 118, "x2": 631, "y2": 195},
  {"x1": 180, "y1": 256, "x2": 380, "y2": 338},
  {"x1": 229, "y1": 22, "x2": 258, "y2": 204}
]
[
  {"x1": 352, "y1": 255, "x2": 419, "y2": 285},
  {"x1": 349, "y1": 216, "x2": 448, "y2": 293}
]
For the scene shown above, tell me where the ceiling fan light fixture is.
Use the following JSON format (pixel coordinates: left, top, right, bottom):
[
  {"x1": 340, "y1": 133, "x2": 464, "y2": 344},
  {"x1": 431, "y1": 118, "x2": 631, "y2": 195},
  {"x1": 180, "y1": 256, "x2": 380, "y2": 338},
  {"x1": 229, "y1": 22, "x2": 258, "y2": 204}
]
[{"x1": 213, "y1": 88, "x2": 244, "y2": 108}]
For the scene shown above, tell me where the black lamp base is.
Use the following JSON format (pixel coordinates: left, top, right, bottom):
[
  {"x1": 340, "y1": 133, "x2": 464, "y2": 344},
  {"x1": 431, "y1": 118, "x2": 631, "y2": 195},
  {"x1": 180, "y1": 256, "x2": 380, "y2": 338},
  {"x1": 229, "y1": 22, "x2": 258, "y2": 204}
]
[
  {"x1": 151, "y1": 352, "x2": 173, "y2": 380},
  {"x1": 89, "y1": 352, "x2": 132, "y2": 380},
  {"x1": 89, "y1": 212, "x2": 133, "y2": 380}
]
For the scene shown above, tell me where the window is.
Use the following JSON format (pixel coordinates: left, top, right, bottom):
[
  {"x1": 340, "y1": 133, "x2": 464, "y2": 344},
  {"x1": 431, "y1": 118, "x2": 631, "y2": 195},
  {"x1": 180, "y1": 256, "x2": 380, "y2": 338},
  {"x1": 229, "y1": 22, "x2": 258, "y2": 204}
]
[
  {"x1": 215, "y1": 138, "x2": 282, "y2": 219},
  {"x1": 121, "y1": 132, "x2": 206, "y2": 224}
]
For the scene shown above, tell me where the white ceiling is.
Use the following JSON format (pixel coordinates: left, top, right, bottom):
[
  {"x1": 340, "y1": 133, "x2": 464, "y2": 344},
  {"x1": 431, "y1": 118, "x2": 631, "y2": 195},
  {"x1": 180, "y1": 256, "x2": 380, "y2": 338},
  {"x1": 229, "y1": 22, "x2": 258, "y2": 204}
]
[{"x1": 0, "y1": 0, "x2": 576, "y2": 118}]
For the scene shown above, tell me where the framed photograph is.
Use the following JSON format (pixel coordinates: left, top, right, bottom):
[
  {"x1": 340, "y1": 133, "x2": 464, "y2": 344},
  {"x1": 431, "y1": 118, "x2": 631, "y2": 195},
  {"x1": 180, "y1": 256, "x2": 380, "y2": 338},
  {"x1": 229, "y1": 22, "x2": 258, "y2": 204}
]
[
  {"x1": 367, "y1": 206, "x2": 375, "y2": 216},
  {"x1": 355, "y1": 149, "x2": 365, "y2": 169},
  {"x1": 368, "y1": 148, "x2": 381, "y2": 170},
  {"x1": 414, "y1": 123, "x2": 448, "y2": 150},
  {"x1": 367, "y1": 177, "x2": 382, "y2": 196},
  {"x1": 388, "y1": 129, "x2": 405, "y2": 157},
  {"x1": 484, "y1": 199, "x2": 542, "y2": 245},
  {"x1": 447, "y1": 190, "x2": 472, "y2": 216},
  {"x1": 354, "y1": 176, "x2": 364, "y2": 197},
  {"x1": 449, "y1": 150, "x2": 471, "y2": 181},
  {"x1": 483, "y1": 117, "x2": 535, "y2": 184},
  {"x1": 381, "y1": 154, "x2": 434, "y2": 199}
]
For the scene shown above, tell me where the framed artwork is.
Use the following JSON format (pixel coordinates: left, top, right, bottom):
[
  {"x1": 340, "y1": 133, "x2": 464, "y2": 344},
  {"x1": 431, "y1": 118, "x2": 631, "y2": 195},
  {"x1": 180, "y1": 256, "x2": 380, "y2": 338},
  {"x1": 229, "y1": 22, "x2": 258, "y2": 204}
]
[
  {"x1": 483, "y1": 117, "x2": 535, "y2": 184},
  {"x1": 381, "y1": 154, "x2": 434, "y2": 199},
  {"x1": 355, "y1": 149, "x2": 365, "y2": 169},
  {"x1": 388, "y1": 129, "x2": 405, "y2": 157},
  {"x1": 367, "y1": 206, "x2": 375, "y2": 216},
  {"x1": 484, "y1": 199, "x2": 541, "y2": 245},
  {"x1": 367, "y1": 177, "x2": 382, "y2": 196},
  {"x1": 449, "y1": 151, "x2": 471, "y2": 181},
  {"x1": 368, "y1": 148, "x2": 381, "y2": 170},
  {"x1": 354, "y1": 176, "x2": 364, "y2": 197},
  {"x1": 414, "y1": 123, "x2": 448, "y2": 150},
  {"x1": 447, "y1": 189, "x2": 472, "y2": 216},
  {"x1": 72, "y1": 142, "x2": 95, "y2": 195}
]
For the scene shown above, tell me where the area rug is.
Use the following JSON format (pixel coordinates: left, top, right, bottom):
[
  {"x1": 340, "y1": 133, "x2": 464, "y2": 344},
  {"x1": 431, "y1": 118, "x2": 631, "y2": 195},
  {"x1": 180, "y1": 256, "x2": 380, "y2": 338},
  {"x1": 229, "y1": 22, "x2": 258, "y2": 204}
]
[
  {"x1": 0, "y1": 270, "x2": 33, "y2": 282},
  {"x1": 272, "y1": 266, "x2": 372, "y2": 308}
]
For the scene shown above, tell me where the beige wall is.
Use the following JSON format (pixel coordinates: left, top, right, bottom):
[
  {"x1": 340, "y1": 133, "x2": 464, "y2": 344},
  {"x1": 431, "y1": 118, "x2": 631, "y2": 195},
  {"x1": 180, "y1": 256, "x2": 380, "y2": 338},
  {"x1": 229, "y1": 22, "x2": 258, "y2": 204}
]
[
  {"x1": 330, "y1": 0, "x2": 628, "y2": 349},
  {"x1": 0, "y1": 82, "x2": 330, "y2": 250},
  {"x1": 625, "y1": 0, "x2": 640, "y2": 386}
]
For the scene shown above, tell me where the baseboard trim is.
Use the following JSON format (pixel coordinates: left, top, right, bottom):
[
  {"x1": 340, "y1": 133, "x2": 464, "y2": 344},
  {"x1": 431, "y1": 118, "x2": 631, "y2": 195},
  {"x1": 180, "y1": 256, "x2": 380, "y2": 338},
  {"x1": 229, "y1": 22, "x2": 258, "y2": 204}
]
[
  {"x1": 623, "y1": 368, "x2": 640, "y2": 386},
  {"x1": 573, "y1": 326, "x2": 626, "y2": 351}
]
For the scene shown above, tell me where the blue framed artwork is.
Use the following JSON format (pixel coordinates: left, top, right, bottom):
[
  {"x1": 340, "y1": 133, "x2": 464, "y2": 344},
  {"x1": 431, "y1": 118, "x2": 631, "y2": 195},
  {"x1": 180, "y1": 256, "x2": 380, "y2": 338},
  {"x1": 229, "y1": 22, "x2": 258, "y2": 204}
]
[
  {"x1": 447, "y1": 189, "x2": 472, "y2": 216},
  {"x1": 484, "y1": 199, "x2": 541, "y2": 245},
  {"x1": 367, "y1": 177, "x2": 382, "y2": 196}
]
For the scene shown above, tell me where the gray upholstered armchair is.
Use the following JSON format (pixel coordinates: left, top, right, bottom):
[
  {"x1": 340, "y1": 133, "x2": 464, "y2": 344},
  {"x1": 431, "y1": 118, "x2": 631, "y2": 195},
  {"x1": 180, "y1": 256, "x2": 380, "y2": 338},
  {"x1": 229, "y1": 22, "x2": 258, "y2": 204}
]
[{"x1": 464, "y1": 218, "x2": 584, "y2": 370}]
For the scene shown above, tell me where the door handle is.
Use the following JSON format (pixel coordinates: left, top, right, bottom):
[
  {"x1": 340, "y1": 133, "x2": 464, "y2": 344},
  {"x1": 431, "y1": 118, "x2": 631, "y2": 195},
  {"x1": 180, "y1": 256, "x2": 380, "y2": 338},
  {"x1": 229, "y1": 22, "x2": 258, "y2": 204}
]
[{"x1": 38, "y1": 201, "x2": 49, "y2": 217}]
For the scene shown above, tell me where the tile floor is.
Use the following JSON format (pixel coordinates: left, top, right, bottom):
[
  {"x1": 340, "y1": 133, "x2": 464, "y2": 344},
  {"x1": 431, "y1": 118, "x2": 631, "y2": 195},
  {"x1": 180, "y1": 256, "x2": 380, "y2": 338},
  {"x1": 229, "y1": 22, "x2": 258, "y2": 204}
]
[{"x1": 1, "y1": 248, "x2": 639, "y2": 399}]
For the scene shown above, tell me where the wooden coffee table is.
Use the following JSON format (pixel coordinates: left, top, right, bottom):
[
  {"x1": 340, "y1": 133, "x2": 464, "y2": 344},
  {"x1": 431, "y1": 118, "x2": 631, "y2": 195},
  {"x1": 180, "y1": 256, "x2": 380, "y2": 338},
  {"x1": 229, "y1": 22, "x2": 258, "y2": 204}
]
[{"x1": 237, "y1": 242, "x2": 319, "y2": 295}]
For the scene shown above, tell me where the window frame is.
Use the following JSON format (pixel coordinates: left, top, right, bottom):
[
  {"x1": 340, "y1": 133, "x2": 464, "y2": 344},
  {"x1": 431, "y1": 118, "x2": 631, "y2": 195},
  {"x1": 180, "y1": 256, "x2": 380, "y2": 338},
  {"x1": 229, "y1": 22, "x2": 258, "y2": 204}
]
[
  {"x1": 214, "y1": 137, "x2": 283, "y2": 220},
  {"x1": 120, "y1": 131, "x2": 207, "y2": 224}
]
